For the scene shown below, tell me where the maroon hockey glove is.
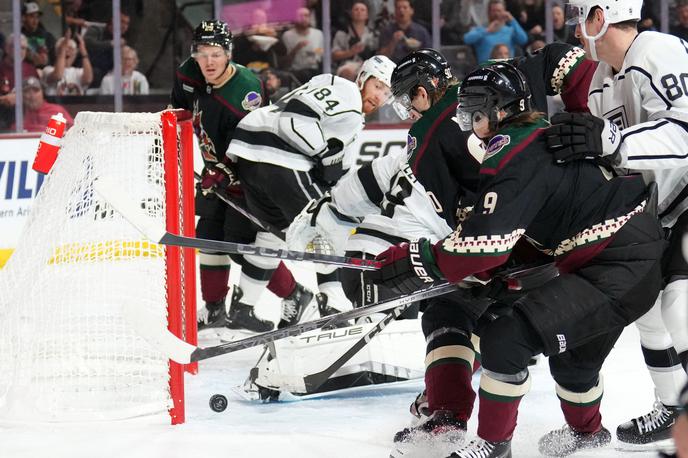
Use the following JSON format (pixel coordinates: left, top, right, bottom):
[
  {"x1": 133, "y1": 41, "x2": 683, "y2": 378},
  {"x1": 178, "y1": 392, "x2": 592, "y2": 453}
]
[
  {"x1": 200, "y1": 162, "x2": 241, "y2": 199},
  {"x1": 367, "y1": 238, "x2": 442, "y2": 295},
  {"x1": 545, "y1": 112, "x2": 621, "y2": 164}
]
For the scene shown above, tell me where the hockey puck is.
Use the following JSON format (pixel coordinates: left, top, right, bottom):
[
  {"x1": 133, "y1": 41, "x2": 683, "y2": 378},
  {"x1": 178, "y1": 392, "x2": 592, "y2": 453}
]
[{"x1": 209, "y1": 394, "x2": 228, "y2": 412}]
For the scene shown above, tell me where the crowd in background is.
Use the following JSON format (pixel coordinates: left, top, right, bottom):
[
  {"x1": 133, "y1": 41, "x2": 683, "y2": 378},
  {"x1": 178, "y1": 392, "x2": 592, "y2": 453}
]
[{"x1": 2, "y1": 0, "x2": 688, "y2": 131}]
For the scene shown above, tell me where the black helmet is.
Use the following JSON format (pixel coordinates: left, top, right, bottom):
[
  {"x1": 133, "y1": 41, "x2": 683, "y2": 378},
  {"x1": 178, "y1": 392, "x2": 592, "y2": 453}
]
[
  {"x1": 456, "y1": 62, "x2": 531, "y2": 133},
  {"x1": 390, "y1": 49, "x2": 453, "y2": 119},
  {"x1": 192, "y1": 20, "x2": 233, "y2": 54}
]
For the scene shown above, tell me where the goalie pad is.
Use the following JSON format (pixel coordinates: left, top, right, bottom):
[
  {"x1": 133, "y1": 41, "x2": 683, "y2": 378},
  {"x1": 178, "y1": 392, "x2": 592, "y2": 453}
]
[{"x1": 249, "y1": 319, "x2": 425, "y2": 396}]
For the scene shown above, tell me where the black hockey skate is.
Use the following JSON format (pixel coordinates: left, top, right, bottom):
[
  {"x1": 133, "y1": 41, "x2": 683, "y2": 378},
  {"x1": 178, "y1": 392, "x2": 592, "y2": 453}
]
[
  {"x1": 394, "y1": 410, "x2": 467, "y2": 443},
  {"x1": 616, "y1": 401, "x2": 680, "y2": 447},
  {"x1": 225, "y1": 287, "x2": 274, "y2": 333},
  {"x1": 538, "y1": 424, "x2": 611, "y2": 456},
  {"x1": 197, "y1": 299, "x2": 226, "y2": 330},
  {"x1": 409, "y1": 390, "x2": 430, "y2": 419},
  {"x1": 316, "y1": 292, "x2": 350, "y2": 328},
  {"x1": 447, "y1": 438, "x2": 512, "y2": 458},
  {"x1": 278, "y1": 282, "x2": 313, "y2": 329}
]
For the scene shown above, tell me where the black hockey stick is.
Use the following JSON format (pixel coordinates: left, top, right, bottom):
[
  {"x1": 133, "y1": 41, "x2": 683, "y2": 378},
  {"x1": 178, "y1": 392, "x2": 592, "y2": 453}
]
[
  {"x1": 189, "y1": 282, "x2": 457, "y2": 362},
  {"x1": 193, "y1": 171, "x2": 286, "y2": 241},
  {"x1": 302, "y1": 302, "x2": 414, "y2": 392},
  {"x1": 93, "y1": 177, "x2": 380, "y2": 271}
]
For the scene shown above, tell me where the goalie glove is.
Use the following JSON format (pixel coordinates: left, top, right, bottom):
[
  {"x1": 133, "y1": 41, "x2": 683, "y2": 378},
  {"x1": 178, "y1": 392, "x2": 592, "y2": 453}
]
[
  {"x1": 313, "y1": 138, "x2": 345, "y2": 185},
  {"x1": 200, "y1": 162, "x2": 240, "y2": 197},
  {"x1": 545, "y1": 112, "x2": 621, "y2": 164},
  {"x1": 365, "y1": 238, "x2": 443, "y2": 295}
]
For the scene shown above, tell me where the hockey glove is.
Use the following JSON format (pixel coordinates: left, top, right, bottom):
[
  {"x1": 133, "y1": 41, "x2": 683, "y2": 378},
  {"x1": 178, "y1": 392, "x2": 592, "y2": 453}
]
[
  {"x1": 367, "y1": 238, "x2": 442, "y2": 296},
  {"x1": 545, "y1": 112, "x2": 621, "y2": 164},
  {"x1": 200, "y1": 162, "x2": 241, "y2": 198},
  {"x1": 313, "y1": 138, "x2": 345, "y2": 186}
]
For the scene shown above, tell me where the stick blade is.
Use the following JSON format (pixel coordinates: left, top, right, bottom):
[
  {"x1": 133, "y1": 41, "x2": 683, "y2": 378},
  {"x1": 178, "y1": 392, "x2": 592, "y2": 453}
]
[{"x1": 93, "y1": 176, "x2": 166, "y2": 242}]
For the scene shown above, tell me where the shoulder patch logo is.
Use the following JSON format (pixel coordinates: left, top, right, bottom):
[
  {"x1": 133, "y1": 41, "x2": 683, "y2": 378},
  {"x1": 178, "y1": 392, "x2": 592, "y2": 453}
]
[
  {"x1": 182, "y1": 83, "x2": 194, "y2": 93},
  {"x1": 484, "y1": 134, "x2": 511, "y2": 160},
  {"x1": 242, "y1": 91, "x2": 262, "y2": 111},
  {"x1": 406, "y1": 134, "x2": 417, "y2": 156}
]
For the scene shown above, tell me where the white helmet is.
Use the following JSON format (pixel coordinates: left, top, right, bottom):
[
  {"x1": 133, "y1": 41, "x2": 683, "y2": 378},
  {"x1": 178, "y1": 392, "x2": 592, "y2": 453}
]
[
  {"x1": 356, "y1": 55, "x2": 396, "y2": 90},
  {"x1": 565, "y1": 0, "x2": 642, "y2": 26},
  {"x1": 565, "y1": 0, "x2": 642, "y2": 60}
]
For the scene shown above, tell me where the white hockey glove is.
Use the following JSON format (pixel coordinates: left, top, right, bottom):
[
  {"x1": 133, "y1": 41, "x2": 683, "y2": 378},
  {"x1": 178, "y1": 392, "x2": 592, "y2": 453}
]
[
  {"x1": 545, "y1": 113, "x2": 621, "y2": 164},
  {"x1": 286, "y1": 193, "x2": 359, "y2": 257}
]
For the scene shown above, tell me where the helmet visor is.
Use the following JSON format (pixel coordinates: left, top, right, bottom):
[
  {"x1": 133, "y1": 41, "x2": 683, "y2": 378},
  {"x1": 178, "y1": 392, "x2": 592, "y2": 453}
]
[
  {"x1": 392, "y1": 93, "x2": 413, "y2": 120},
  {"x1": 564, "y1": 4, "x2": 587, "y2": 25}
]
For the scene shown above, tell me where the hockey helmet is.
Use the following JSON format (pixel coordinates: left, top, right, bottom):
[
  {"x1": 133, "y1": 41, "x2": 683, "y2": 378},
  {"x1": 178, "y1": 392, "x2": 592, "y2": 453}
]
[
  {"x1": 456, "y1": 62, "x2": 531, "y2": 133},
  {"x1": 390, "y1": 49, "x2": 453, "y2": 120},
  {"x1": 191, "y1": 20, "x2": 233, "y2": 55},
  {"x1": 356, "y1": 55, "x2": 396, "y2": 91},
  {"x1": 564, "y1": 0, "x2": 642, "y2": 26}
]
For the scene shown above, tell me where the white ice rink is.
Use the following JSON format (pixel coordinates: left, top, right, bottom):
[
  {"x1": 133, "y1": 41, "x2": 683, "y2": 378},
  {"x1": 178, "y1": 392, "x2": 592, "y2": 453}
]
[{"x1": 0, "y1": 310, "x2": 668, "y2": 458}]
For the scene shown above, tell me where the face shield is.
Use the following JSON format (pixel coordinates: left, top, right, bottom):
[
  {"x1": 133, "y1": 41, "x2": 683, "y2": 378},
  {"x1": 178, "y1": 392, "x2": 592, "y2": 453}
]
[
  {"x1": 564, "y1": 2, "x2": 609, "y2": 61},
  {"x1": 456, "y1": 92, "x2": 491, "y2": 132},
  {"x1": 392, "y1": 93, "x2": 414, "y2": 120}
]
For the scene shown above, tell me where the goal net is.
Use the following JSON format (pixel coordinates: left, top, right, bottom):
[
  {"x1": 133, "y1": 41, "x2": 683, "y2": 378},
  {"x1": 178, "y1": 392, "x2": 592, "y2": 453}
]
[{"x1": 0, "y1": 110, "x2": 197, "y2": 424}]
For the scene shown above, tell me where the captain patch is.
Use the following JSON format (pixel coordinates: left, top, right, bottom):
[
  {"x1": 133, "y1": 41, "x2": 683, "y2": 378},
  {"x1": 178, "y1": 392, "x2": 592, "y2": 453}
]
[
  {"x1": 242, "y1": 91, "x2": 262, "y2": 111},
  {"x1": 485, "y1": 134, "x2": 511, "y2": 160}
]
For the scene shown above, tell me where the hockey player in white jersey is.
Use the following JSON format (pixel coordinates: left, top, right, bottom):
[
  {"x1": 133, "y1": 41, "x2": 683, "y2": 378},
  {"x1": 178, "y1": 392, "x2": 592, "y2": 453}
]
[
  {"x1": 225, "y1": 55, "x2": 396, "y2": 328},
  {"x1": 544, "y1": 0, "x2": 688, "y2": 450}
]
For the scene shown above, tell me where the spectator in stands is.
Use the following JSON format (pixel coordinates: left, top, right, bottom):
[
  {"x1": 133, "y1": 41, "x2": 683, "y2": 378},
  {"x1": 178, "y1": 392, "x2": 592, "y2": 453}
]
[
  {"x1": 42, "y1": 31, "x2": 93, "y2": 96},
  {"x1": 463, "y1": 0, "x2": 528, "y2": 63},
  {"x1": 672, "y1": 2, "x2": 688, "y2": 42},
  {"x1": 281, "y1": 7, "x2": 324, "y2": 83},
  {"x1": 99, "y1": 45, "x2": 149, "y2": 95},
  {"x1": 378, "y1": 0, "x2": 431, "y2": 63},
  {"x1": 0, "y1": 33, "x2": 39, "y2": 94},
  {"x1": 552, "y1": 3, "x2": 578, "y2": 45},
  {"x1": 332, "y1": 1, "x2": 378, "y2": 81},
  {"x1": 260, "y1": 67, "x2": 289, "y2": 103},
  {"x1": 13, "y1": 76, "x2": 73, "y2": 132},
  {"x1": 21, "y1": 2, "x2": 57, "y2": 69},
  {"x1": 526, "y1": 35, "x2": 546, "y2": 54},
  {"x1": 489, "y1": 42, "x2": 510, "y2": 59},
  {"x1": 64, "y1": 0, "x2": 87, "y2": 31},
  {"x1": 508, "y1": 0, "x2": 545, "y2": 38},
  {"x1": 232, "y1": 8, "x2": 284, "y2": 73},
  {"x1": 459, "y1": 0, "x2": 492, "y2": 31},
  {"x1": 84, "y1": 12, "x2": 130, "y2": 87}
]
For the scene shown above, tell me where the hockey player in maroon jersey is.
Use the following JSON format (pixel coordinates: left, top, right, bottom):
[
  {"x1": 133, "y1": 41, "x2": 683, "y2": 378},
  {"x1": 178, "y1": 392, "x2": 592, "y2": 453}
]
[
  {"x1": 171, "y1": 20, "x2": 274, "y2": 333},
  {"x1": 366, "y1": 62, "x2": 665, "y2": 457}
]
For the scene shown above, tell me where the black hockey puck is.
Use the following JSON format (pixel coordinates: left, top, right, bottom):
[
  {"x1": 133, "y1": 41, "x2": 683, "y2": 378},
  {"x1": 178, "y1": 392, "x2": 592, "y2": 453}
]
[{"x1": 209, "y1": 394, "x2": 228, "y2": 412}]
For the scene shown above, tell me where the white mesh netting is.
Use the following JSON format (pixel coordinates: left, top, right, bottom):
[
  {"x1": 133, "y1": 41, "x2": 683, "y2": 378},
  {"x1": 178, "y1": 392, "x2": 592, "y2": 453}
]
[{"x1": 0, "y1": 112, "x2": 180, "y2": 422}]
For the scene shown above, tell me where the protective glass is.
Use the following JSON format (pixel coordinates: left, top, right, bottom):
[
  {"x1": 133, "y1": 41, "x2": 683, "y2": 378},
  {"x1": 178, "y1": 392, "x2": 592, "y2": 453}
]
[{"x1": 564, "y1": 4, "x2": 587, "y2": 25}]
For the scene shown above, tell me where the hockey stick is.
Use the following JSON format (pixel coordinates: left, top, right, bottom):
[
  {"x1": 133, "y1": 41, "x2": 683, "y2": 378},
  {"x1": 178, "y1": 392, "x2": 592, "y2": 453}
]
[
  {"x1": 189, "y1": 282, "x2": 457, "y2": 362},
  {"x1": 302, "y1": 302, "x2": 414, "y2": 392},
  {"x1": 193, "y1": 171, "x2": 286, "y2": 241},
  {"x1": 93, "y1": 176, "x2": 380, "y2": 271}
]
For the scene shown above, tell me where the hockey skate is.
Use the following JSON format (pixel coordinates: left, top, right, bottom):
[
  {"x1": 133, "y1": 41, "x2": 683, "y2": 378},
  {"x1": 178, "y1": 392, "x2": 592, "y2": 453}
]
[
  {"x1": 390, "y1": 410, "x2": 467, "y2": 458},
  {"x1": 537, "y1": 424, "x2": 611, "y2": 456},
  {"x1": 316, "y1": 292, "x2": 350, "y2": 328},
  {"x1": 409, "y1": 390, "x2": 430, "y2": 419},
  {"x1": 278, "y1": 282, "x2": 313, "y2": 329},
  {"x1": 616, "y1": 401, "x2": 680, "y2": 449},
  {"x1": 197, "y1": 299, "x2": 226, "y2": 330},
  {"x1": 447, "y1": 438, "x2": 512, "y2": 458},
  {"x1": 225, "y1": 286, "x2": 273, "y2": 333}
]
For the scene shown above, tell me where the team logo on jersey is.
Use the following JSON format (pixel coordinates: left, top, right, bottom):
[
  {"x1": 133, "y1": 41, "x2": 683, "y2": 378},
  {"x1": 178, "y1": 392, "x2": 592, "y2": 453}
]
[
  {"x1": 604, "y1": 106, "x2": 628, "y2": 130},
  {"x1": 406, "y1": 134, "x2": 417, "y2": 156},
  {"x1": 484, "y1": 134, "x2": 511, "y2": 160},
  {"x1": 242, "y1": 91, "x2": 262, "y2": 111}
]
